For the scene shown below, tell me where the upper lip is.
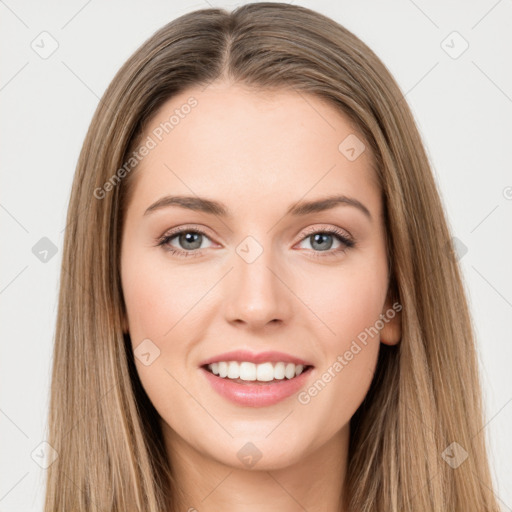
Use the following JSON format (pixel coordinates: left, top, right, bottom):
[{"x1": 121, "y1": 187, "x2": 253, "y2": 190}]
[{"x1": 199, "y1": 350, "x2": 313, "y2": 367}]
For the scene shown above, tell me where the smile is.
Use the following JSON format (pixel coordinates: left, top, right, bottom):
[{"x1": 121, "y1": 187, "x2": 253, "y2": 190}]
[
  {"x1": 200, "y1": 362, "x2": 314, "y2": 407},
  {"x1": 206, "y1": 361, "x2": 310, "y2": 382}
]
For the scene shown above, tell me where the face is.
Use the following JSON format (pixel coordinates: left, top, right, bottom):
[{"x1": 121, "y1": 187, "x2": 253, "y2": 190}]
[{"x1": 120, "y1": 81, "x2": 401, "y2": 472}]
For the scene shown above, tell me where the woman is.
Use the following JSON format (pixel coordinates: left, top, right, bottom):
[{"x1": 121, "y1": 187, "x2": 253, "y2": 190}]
[{"x1": 44, "y1": 3, "x2": 501, "y2": 511}]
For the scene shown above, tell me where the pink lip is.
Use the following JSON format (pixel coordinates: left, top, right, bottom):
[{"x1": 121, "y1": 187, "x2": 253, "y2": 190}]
[
  {"x1": 200, "y1": 366, "x2": 314, "y2": 407},
  {"x1": 199, "y1": 349, "x2": 313, "y2": 367}
]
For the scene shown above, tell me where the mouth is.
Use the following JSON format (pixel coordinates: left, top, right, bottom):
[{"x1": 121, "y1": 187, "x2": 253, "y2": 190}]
[
  {"x1": 199, "y1": 360, "x2": 315, "y2": 407},
  {"x1": 202, "y1": 361, "x2": 314, "y2": 384}
]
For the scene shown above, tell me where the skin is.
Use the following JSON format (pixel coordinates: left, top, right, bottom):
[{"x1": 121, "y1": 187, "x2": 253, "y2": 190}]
[{"x1": 120, "y1": 80, "x2": 401, "y2": 512}]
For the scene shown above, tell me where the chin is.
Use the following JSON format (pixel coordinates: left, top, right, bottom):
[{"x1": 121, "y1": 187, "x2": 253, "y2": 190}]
[{"x1": 206, "y1": 435, "x2": 309, "y2": 472}]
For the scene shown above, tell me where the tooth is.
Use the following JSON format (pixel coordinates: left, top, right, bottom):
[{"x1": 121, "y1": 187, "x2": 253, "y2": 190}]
[
  {"x1": 227, "y1": 361, "x2": 240, "y2": 379},
  {"x1": 218, "y1": 361, "x2": 228, "y2": 378},
  {"x1": 209, "y1": 361, "x2": 309, "y2": 381},
  {"x1": 239, "y1": 362, "x2": 256, "y2": 381},
  {"x1": 284, "y1": 363, "x2": 295, "y2": 379},
  {"x1": 256, "y1": 362, "x2": 275, "y2": 381},
  {"x1": 274, "y1": 362, "x2": 285, "y2": 380}
]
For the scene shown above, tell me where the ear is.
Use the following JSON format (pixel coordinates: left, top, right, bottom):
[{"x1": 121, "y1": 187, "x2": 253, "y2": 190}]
[{"x1": 379, "y1": 292, "x2": 402, "y2": 346}]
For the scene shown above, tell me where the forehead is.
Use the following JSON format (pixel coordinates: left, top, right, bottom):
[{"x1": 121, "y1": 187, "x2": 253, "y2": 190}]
[{"x1": 127, "y1": 82, "x2": 381, "y2": 218}]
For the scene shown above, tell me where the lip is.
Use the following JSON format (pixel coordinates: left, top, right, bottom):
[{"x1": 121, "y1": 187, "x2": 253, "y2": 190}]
[
  {"x1": 200, "y1": 365, "x2": 315, "y2": 407},
  {"x1": 198, "y1": 349, "x2": 313, "y2": 367}
]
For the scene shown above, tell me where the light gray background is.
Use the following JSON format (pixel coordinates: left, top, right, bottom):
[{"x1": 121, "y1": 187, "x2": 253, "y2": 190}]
[{"x1": 1, "y1": 1, "x2": 511, "y2": 510}]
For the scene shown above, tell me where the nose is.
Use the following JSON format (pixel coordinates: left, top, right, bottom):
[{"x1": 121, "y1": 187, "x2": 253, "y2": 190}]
[{"x1": 223, "y1": 240, "x2": 293, "y2": 330}]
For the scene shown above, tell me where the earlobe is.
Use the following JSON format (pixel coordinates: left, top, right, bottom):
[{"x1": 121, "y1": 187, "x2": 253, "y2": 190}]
[{"x1": 379, "y1": 295, "x2": 402, "y2": 346}]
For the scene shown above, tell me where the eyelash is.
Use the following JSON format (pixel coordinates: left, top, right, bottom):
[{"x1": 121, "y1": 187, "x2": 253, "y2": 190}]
[{"x1": 156, "y1": 225, "x2": 355, "y2": 260}]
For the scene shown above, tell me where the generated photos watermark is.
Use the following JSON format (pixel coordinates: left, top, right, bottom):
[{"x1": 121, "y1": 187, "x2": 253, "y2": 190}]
[
  {"x1": 93, "y1": 96, "x2": 198, "y2": 200},
  {"x1": 297, "y1": 301, "x2": 402, "y2": 405}
]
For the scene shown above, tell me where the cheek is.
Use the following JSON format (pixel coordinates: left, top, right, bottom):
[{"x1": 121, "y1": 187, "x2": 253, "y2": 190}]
[
  {"x1": 299, "y1": 253, "x2": 387, "y2": 351},
  {"x1": 121, "y1": 251, "x2": 209, "y2": 342},
  {"x1": 120, "y1": 252, "x2": 204, "y2": 417},
  {"x1": 121, "y1": 250, "x2": 215, "y2": 410},
  {"x1": 293, "y1": 252, "x2": 386, "y2": 414},
  {"x1": 296, "y1": 286, "x2": 382, "y2": 443}
]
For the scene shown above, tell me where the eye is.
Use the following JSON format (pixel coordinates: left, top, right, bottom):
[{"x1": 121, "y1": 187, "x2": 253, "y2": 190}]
[
  {"x1": 295, "y1": 226, "x2": 355, "y2": 258},
  {"x1": 157, "y1": 226, "x2": 214, "y2": 258}
]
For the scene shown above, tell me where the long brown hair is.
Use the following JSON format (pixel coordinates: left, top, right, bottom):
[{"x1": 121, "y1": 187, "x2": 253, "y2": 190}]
[{"x1": 44, "y1": 3, "x2": 501, "y2": 510}]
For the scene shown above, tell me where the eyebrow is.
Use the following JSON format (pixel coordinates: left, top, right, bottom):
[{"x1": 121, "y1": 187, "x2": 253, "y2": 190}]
[{"x1": 143, "y1": 194, "x2": 372, "y2": 221}]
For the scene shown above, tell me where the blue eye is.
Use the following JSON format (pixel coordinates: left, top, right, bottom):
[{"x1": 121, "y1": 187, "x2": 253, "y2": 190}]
[
  {"x1": 298, "y1": 229, "x2": 353, "y2": 252},
  {"x1": 157, "y1": 228, "x2": 213, "y2": 258},
  {"x1": 296, "y1": 227, "x2": 355, "y2": 260}
]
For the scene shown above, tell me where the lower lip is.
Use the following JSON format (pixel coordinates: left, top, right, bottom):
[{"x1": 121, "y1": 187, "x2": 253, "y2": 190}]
[{"x1": 200, "y1": 366, "x2": 314, "y2": 407}]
